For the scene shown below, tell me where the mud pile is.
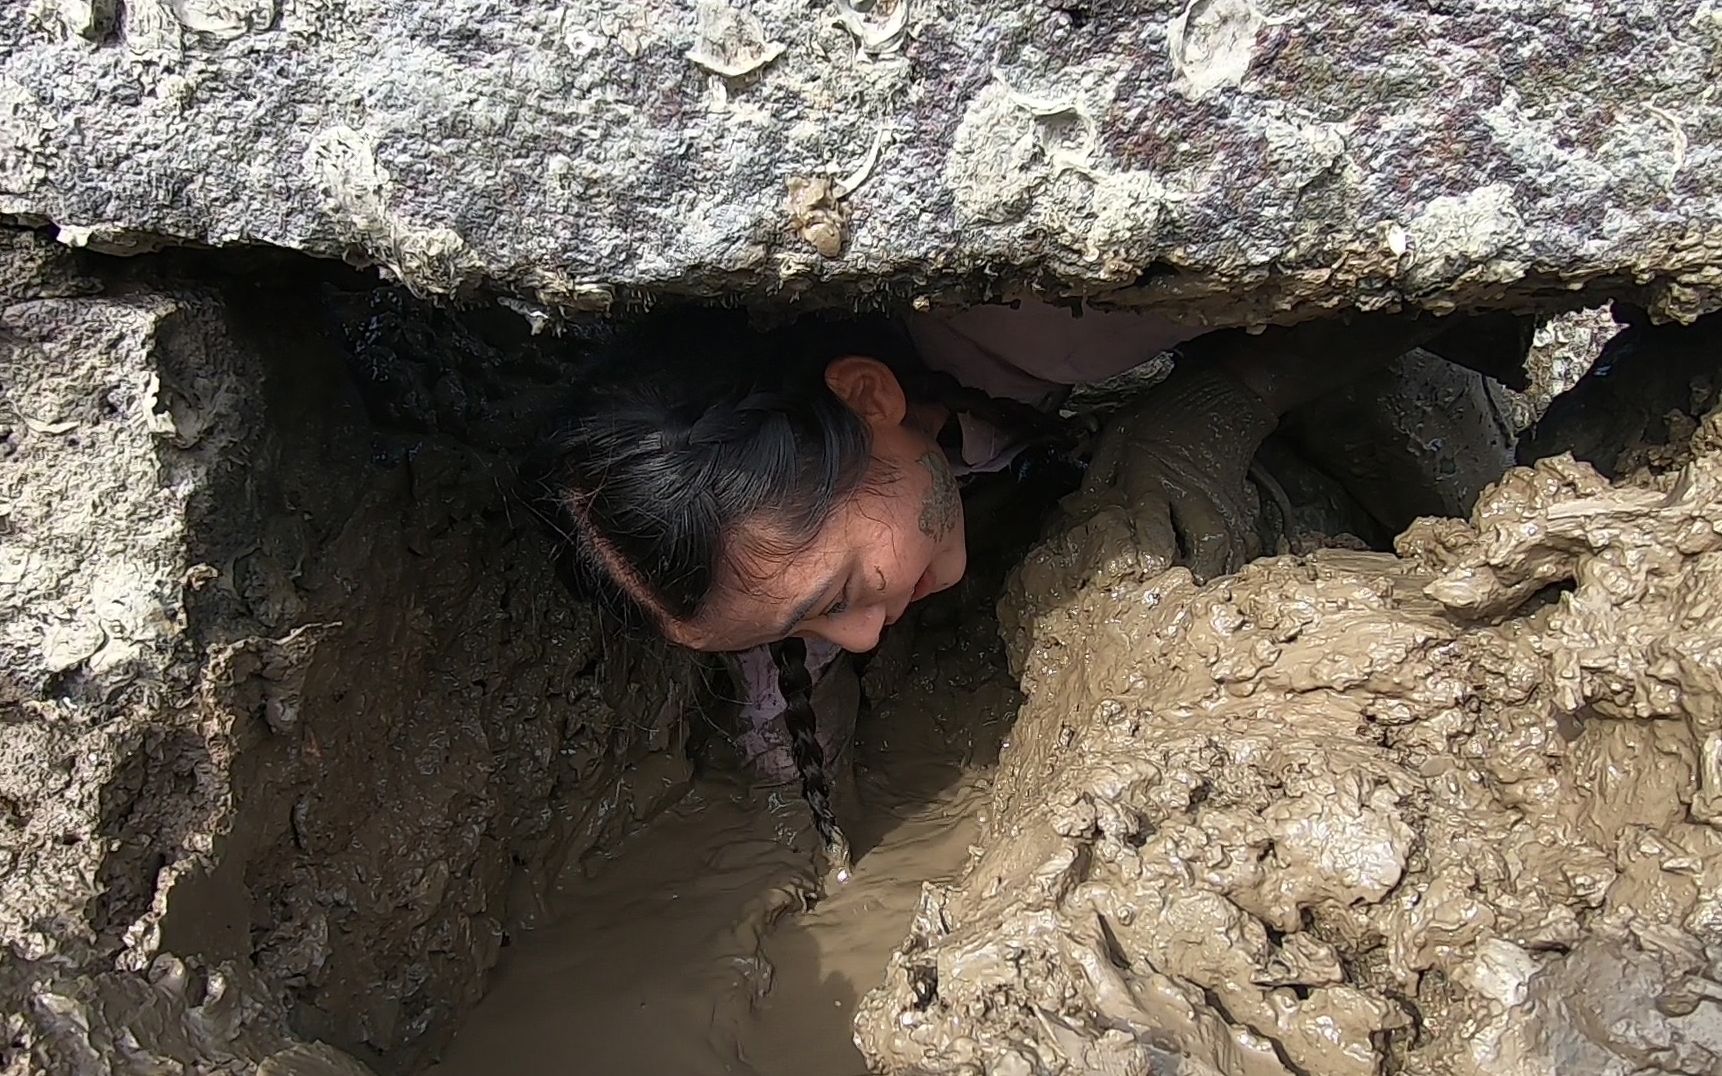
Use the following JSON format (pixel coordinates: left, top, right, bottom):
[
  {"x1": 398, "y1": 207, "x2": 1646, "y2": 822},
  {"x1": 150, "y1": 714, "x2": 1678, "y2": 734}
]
[{"x1": 857, "y1": 375, "x2": 1722, "y2": 1073}]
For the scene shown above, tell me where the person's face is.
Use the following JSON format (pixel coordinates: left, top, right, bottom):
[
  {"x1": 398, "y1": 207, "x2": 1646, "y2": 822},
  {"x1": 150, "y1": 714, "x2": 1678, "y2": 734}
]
[{"x1": 669, "y1": 357, "x2": 967, "y2": 654}]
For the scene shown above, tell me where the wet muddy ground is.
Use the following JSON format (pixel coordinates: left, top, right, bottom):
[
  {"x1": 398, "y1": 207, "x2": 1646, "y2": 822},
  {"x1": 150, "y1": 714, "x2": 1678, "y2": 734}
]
[
  {"x1": 425, "y1": 771, "x2": 986, "y2": 1075},
  {"x1": 426, "y1": 577, "x2": 1020, "y2": 1075},
  {"x1": 417, "y1": 310, "x2": 1704, "y2": 1076},
  {"x1": 11, "y1": 235, "x2": 1720, "y2": 1076}
]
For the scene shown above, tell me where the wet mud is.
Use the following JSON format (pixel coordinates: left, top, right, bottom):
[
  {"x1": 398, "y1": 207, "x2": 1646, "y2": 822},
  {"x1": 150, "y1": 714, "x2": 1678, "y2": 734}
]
[
  {"x1": 10, "y1": 246, "x2": 1708, "y2": 1076},
  {"x1": 0, "y1": 248, "x2": 704, "y2": 1075},
  {"x1": 423, "y1": 770, "x2": 985, "y2": 1076},
  {"x1": 426, "y1": 564, "x2": 1022, "y2": 1076},
  {"x1": 855, "y1": 328, "x2": 1722, "y2": 1074},
  {"x1": 415, "y1": 311, "x2": 1722, "y2": 1076}
]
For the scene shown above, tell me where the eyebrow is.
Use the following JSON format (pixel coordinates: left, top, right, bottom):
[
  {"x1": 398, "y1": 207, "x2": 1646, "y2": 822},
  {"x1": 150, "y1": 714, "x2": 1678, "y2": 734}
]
[{"x1": 772, "y1": 568, "x2": 844, "y2": 641}]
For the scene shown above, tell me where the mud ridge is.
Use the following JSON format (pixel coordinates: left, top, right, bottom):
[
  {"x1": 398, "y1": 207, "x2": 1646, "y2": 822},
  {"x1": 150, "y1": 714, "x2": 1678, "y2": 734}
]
[{"x1": 856, "y1": 386, "x2": 1722, "y2": 1074}]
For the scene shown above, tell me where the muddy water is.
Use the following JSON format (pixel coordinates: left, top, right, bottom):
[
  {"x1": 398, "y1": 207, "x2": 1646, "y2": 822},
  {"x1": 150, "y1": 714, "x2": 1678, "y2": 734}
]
[{"x1": 426, "y1": 604, "x2": 1016, "y2": 1076}]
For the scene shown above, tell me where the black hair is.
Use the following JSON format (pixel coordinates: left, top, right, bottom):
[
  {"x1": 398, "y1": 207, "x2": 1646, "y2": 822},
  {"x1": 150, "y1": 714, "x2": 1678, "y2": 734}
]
[
  {"x1": 526, "y1": 308, "x2": 892, "y2": 632},
  {"x1": 522, "y1": 308, "x2": 897, "y2": 853},
  {"x1": 524, "y1": 305, "x2": 1072, "y2": 853},
  {"x1": 771, "y1": 637, "x2": 840, "y2": 848}
]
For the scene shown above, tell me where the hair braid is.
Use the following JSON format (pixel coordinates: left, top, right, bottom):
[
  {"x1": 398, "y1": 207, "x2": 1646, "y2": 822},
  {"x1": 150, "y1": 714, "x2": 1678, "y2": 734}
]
[{"x1": 771, "y1": 637, "x2": 842, "y2": 850}]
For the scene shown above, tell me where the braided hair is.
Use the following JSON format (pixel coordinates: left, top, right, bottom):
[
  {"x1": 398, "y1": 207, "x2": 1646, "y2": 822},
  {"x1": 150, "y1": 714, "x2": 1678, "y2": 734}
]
[
  {"x1": 526, "y1": 306, "x2": 1073, "y2": 855},
  {"x1": 771, "y1": 636, "x2": 840, "y2": 848}
]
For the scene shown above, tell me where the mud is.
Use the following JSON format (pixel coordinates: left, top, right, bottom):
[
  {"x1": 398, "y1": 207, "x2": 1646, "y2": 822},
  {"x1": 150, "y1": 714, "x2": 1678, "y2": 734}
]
[
  {"x1": 425, "y1": 560, "x2": 1022, "y2": 1076},
  {"x1": 0, "y1": 238, "x2": 700, "y2": 1074},
  {"x1": 1512, "y1": 307, "x2": 1619, "y2": 426},
  {"x1": 7, "y1": 225, "x2": 1720, "y2": 1076},
  {"x1": 413, "y1": 337, "x2": 1554, "y2": 1076},
  {"x1": 855, "y1": 354, "x2": 1722, "y2": 1074}
]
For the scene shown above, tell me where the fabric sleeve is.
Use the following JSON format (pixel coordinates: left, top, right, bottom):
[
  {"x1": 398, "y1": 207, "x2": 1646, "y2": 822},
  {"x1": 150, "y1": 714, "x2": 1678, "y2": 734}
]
[
  {"x1": 904, "y1": 300, "x2": 1204, "y2": 404},
  {"x1": 732, "y1": 639, "x2": 845, "y2": 766}
]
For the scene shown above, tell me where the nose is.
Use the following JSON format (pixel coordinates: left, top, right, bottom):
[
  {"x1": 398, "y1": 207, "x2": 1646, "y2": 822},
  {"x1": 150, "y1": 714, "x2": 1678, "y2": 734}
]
[{"x1": 810, "y1": 605, "x2": 889, "y2": 653}]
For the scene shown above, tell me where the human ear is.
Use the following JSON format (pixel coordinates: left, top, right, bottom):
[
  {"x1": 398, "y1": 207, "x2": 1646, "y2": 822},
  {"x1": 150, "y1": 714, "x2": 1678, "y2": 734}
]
[{"x1": 825, "y1": 356, "x2": 908, "y2": 427}]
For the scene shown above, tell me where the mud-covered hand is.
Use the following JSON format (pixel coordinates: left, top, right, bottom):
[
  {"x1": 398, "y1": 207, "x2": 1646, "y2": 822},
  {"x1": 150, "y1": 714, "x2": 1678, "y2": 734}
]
[
  {"x1": 999, "y1": 362, "x2": 1277, "y2": 674},
  {"x1": 1080, "y1": 362, "x2": 1278, "y2": 582}
]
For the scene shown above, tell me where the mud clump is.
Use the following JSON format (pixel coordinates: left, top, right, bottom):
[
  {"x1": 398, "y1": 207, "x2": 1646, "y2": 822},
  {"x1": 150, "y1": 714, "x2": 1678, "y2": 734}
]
[{"x1": 857, "y1": 404, "x2": 1722, "y2": 1073}]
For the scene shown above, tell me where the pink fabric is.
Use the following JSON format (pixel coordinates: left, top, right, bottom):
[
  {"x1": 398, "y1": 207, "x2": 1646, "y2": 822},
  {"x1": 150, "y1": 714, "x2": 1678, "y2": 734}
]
[
  {"x1": 734, "y1": 638, "x2": 844, "y2": 782},
  {"x1": 907, "y1": 301, "x2": 1202, "y2": 472},
  {"x1": 954, "y1": 412, "x2": 1020, "y2": 474},
  {"x1": 907, "y1": 301, "x2": 1198, "y2": 403}
]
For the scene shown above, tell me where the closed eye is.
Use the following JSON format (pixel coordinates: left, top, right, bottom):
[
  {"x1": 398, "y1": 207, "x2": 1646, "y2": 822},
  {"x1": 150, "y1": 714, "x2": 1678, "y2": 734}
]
[{"x1": 815, "y1": 577, "x2": 857, "y2": 620}]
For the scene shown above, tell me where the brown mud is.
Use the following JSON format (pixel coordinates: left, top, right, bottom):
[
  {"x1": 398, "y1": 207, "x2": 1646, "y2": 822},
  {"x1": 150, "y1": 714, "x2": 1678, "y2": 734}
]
[
  {"x1": 416, "y1": 316, "x2": 1722, "y2": 1076},
  {"x1": 8, "y1": 236, "x2": 1715, "y2": 1076},
  {"x1": 425, "y1": 564, "x2": 1022, "y2": 1076},
  {"x1": 856, "y1": 351, "x2": 1722, "y2": 1074}
]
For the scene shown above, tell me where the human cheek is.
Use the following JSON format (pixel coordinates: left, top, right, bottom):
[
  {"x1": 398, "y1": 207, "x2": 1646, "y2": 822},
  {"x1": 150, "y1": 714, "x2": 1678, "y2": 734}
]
[
  {"x1": 849, "y1": 482, "x2": 930, "y2": 604},
  {"x1": 905, "y1": 496, "x2": 966, "y2": 602},
  {"x1": 943, "y1": 501, "x2": 968, "y2": 580},
  {"x1": 803, "y1": 604, "x2": 889, "y2": 653},
  {"x1": 881, "y1": 503, "x2": 941, "y2": 606}
]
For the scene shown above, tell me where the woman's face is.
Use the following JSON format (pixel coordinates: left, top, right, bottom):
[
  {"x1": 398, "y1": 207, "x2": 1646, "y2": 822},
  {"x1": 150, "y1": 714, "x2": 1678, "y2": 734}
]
[{"x1": 669, "y1": 358, "x2": 968, "y2": 654}]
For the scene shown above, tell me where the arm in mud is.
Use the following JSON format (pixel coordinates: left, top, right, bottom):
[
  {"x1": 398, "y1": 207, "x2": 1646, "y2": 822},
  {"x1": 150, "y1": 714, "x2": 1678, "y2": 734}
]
[
  {"x1": 1186, "y1": 312, "x2": 1452, "y2": 418},
  {"x1": 1080, "y1": 314, "x2": 1449, "y2": 580},
  {"x1": 1182, "y1": 309, "x2": 1535, "y2": 417}
]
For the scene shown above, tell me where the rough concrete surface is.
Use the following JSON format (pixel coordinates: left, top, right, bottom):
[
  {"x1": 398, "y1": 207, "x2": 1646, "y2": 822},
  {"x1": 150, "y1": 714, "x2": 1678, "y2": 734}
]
[
  {"x1": 856, "y1": 357, "x2": 1722, "y2": 1073},
  {"x1": 2, "y1": 1, "x2": 1721, "y2": 321},
  {"x1": 0, "y1": 231, "x2": 699, "y2": 1074},
  {"x1": 1521, "y1": 306, "x2": 1618, "y2": 417}
]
